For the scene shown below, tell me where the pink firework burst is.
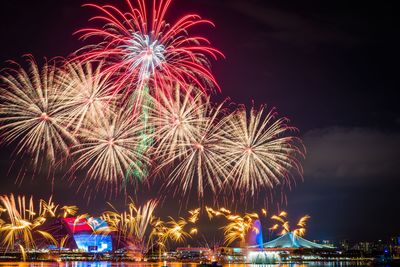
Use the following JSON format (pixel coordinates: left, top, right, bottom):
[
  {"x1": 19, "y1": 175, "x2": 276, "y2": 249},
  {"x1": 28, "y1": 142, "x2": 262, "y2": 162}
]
[{"x1": 75, "y1": 0, "x2": 224, "y2": 101}]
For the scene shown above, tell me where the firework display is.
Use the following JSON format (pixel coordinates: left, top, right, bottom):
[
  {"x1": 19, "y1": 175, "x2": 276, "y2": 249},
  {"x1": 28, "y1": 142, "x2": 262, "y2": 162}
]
[
  {"x1": 220, "y1": 106, "x2": 305, "y2": 196},
  {"x1": 0, "y1": 194, "x2": 72, "y2": 252},
  {"x1": 0, "y1": 195, "x2": 312, "y2": 258},
  {"x1": 70, "y1": 109, "x2": 150, "y2": 193},
  {"x1": 59, "y1": 61, "x2": 115, "y2": 132},
  {"x1": 0, "y1": 194, "x2": 199, "y2": 258},
  {"x1": 270, "y1": 211, "x2": 310, "y2": 237},
  {"x1": 101, "y1": 199, "x2": 158, "y2": 254},
  {"x1": 205, "y1": 207, "x2": 311, "y2": 246},
  {"x1": 75, "y1": 0, "x2": 224, "y2": 102},
  {"x1": 0, "y1": 57, "x2": 76, "y2": 168},
  {"x1": 148, "y1": 85, "x2": 208, "y2": 161},
  {"x1": 158, "y1": 99, "x2": 229, "y2": 197},
  {"x1": 205, "y1": 207, "x2": 256, "y2": 245},
  {"x1": 0, "y1": 0, "x2": 304, "y2": 200}
]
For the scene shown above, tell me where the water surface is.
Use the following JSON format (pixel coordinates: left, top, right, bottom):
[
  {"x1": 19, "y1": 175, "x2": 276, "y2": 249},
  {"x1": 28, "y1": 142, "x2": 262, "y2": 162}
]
[{"x1": 0, "y1": 262, "x2": 370, "y2": 267}]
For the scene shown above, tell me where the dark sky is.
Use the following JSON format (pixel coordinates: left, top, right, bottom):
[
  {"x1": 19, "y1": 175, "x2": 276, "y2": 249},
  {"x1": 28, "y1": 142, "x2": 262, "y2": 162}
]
[{"x1": 0, "y1": 0, "x2": 399, "y2": 243}]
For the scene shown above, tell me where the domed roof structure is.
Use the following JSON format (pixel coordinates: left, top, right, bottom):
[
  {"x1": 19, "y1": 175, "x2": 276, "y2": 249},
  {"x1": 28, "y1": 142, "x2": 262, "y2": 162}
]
[{"x1": 262, "y1": 232, "x2": 333, "y2": 249}]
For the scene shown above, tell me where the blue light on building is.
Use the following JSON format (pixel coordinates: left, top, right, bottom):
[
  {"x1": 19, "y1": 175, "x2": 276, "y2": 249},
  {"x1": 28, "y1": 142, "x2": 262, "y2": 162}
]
[
  {"x1": 73, "y1": 234, "x2": 112, "y2": 253},
  {"x1": 246, "y1": 219, "x2": 263, "y2": 248},
  {"x1": 88, "y1": 218, "x2": 109, "y2": 231}
]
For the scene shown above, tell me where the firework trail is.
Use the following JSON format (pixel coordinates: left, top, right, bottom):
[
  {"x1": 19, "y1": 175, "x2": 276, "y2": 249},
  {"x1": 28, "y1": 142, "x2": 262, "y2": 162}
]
[
  {"x1": 102, "y1": 199, "x2": 157, "y2": 254},
  {"x1": 58, "y1": 61, "x2": 115, "y2": 132},
  {"x1": 187, "y1": 208, "x2": 201, "y2": 223},
  {"x1": 75, "y1": 0, "x2": 224, "y2": 186},
  {"x1": 220, "y1": 105, "x2": 305, "y2": 196},
  {"x1": 0, "y1": 194, "x2": 59, "y2": 251},
  {"x1": 0, "y1": 57, "x2": 76, "y2": 168},
  {"x1": 0, "y1": 1, "x2": 307, "y2": 203},
  {"x1": 204, "y1": 207, "x2": 259, "y2": 246},
  {"x1": 165, "y1": 217, "x2": 190, "y2": 243},
  {"x1": 102, "y1": 199, "x2": 195, "y2": 258},
  {"x1": 157, "y1": 100, "x2": 229, "y2": 198},
  {"x1": 70, "y1": 109, "x2": 150, "y2": 194},
  {"x1": 223, "y1": 213, "x2": 258, "y2": 246},
  {"x1": 270, "y1": 211, "x2": 310, "y2": 237},
  {"x1": 60, "y1": 205, "x2": 79, "y2": 218},
  {"x1": 148, "y1": 85, "x2": 209, "y2": 161},
  {"x1": 76, "y1": 0, "x2": 223, "y2": 102}
]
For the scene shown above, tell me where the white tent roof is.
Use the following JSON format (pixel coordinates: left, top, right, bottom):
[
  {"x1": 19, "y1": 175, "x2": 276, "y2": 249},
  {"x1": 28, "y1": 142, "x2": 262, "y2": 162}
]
[{"x1": 261, "y1": 232, "x2": 333, "y2": 249}]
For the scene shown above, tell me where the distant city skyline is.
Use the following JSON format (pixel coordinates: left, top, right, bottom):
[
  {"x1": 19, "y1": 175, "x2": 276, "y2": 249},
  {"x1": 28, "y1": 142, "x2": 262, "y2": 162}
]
[{"x1": 0, "y1": 0, "x2": 398, "y2": 243}]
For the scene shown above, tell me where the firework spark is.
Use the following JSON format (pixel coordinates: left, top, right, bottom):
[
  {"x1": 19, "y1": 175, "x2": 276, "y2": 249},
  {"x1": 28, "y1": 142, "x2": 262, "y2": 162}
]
[
  {"x1": 222, "y1": 213, "x2": 258, "y2": 246},
  {"x1": 0, "y1": 57, "x2": 76, "y2": 168},
  {"x1": 0, "y1": 1, "x2": 308, "y2": 203},
  {"x1": 70, "y1": 110, "x2": 150, "y2": 193},
  {"x1": 148, "y1": 216, "x2": 192, "y2": 257},
  {"x1": 0, "y1": 194, "x2": 56, "y2": 251},
  {"x1": 102, "y1": 199, "x2": 157, "y2": 253},
  {"x1": 165, "y1": 217, "x2": 190, "y2": 243},
  {"x1": 187, "y1": 208, "x2": 201, "y2": 224},
  {"x1": 220, "y1": 106, "x2": 305, "y2": 196},
  {"x1": 261, "y1": 208, "x2": 267, "y2": 216},
  {"x1": 293, "y1": 215, "x2": 310, "y2": 237},
  {"x1": 76, "y1": 0, "x2": 223, "y2": 101},
  {"x1": 189, "y1": 227, "x2": 198, "y2": 235},
  {"x1": 60, "y1": 205, "x2": 79, "y2": 218},
  {"x1": 59, "y1": 61, "x2": 115, "y2": 132},
  {"x1": 149, "y1": 218, "x2": 169, "y2": 255},
  {"x1": 157, "y1": 101, "x2": 229, "y2": 197},
  {"x1": 148, "y1": 85, "x2": 208, "y2": 160},
  {"x1": 270, "y1": 211, "x2": 310, "y2": 237},
  {"x1": 205, "y1": 206, "x2": 230, "y2": 219}
]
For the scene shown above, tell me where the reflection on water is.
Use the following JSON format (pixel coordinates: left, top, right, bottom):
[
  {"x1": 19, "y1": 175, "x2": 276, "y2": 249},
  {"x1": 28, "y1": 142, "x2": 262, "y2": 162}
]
[{"x1": 0, "y1": 263, "x2": 370, "y2": 267}]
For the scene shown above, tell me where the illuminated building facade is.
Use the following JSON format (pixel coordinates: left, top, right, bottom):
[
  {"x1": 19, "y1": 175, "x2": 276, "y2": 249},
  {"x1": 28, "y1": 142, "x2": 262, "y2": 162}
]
[
  {"x1": 262, "y1": 232, "x2": 333, "y2": 249},
  {"x1": 62, "y1": 217, "x2": 112, "y2": 253},
  {"x1": 245, "y1": 219, "x2": 264, "y2": 248}
]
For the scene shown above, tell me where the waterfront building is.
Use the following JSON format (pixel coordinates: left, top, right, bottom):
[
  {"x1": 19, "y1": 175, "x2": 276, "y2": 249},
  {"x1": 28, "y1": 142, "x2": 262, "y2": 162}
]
[
  {"x1": 245, "y1": 219, "x2": 264, "y2": 248},
  {"x1": 175, "y1": 247, "x2": 211, "y2": 261},
  {"x1": 243, "y1": 232, "x2": 334, "y2": 263},
  {"x1": 261, "y1": 232, "x2": 333, "y2": 249},
  {"x1": 44, "y1": 217, "x2": 113, "y2": 253}
]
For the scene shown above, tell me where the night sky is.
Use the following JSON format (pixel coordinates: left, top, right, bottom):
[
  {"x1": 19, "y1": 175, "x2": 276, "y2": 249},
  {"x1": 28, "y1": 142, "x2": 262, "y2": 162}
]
[{"x1": 0, "y1": 0, "x2": 398, "y2": 244}]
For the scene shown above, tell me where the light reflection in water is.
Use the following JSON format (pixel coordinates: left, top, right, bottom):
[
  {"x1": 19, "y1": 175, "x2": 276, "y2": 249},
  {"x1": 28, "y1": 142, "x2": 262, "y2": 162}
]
[{"x1": 0, "y1": 262, "x2": 370, "y2": 267}]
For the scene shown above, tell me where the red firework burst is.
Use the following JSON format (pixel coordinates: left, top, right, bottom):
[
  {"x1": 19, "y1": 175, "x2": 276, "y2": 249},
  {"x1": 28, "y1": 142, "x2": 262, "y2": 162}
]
[{"x1": 75, "y1": 0, "x2": 224, "y2": 101}]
